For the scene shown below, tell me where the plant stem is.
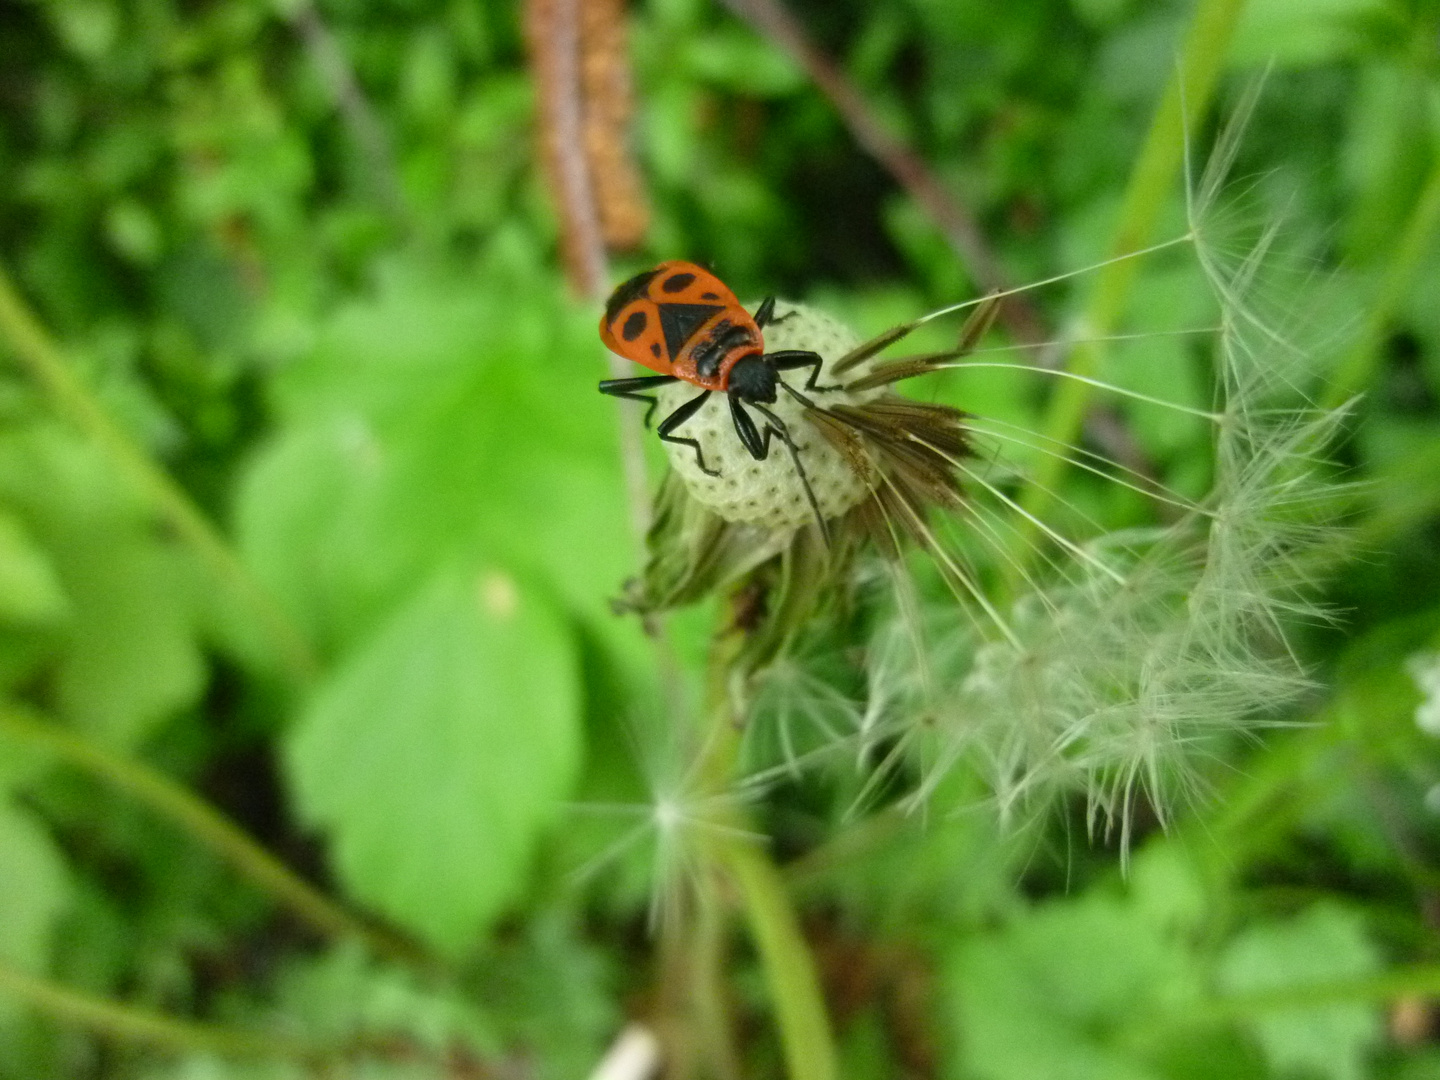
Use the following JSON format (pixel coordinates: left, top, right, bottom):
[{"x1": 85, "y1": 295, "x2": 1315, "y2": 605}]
[
  {"x1": 723, "y1": 841, "x2": 838, "y2": 1080},
  {"x1": 525, "y1": 0, "x2": 653, "y2": 544},
  {"x1": 0, "y1": 261, "x2": 318, "y2": 684},
  {"x1": 1018, "y1": 0, "x2": 1247, "y2": 531},
  {"x1": 718, "y1": 0, "x2": 1047, "y2": 345},
  {"x1": 697, "y1": 610, "x2": 839, "y2": 1080},
  {"x1": 0, "y1": 705, "x2": 425, "y2": 969},
  {"x1": 0, "y1": 960, "x2": 314, "y2": 1060},
  {"x1": 1324, "y1": 158, "x2": 1440, "y2": 410},
  {"x1": 693, "y1": 889, "x2": 744, "y2": 1080},
  {"x1": 1198, "y1": 963, "x2": 1440, "y2": 1021}
]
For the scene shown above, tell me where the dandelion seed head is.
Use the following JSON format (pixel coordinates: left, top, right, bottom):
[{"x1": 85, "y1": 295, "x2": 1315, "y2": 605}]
[
  {"x1": 868, "y1": 234, "x2": 1344, "y2": 849},
  {"x1": 653, "y1": 303, "x2": 881, "y2": 530},
  {"x1": 652, "y1": 796, "x2": 682, "y2": 832}
]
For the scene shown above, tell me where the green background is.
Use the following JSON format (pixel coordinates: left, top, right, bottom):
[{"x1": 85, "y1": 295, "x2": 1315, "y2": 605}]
[{"x1": 1, "y1": 0, "x2": 1439, "y2": 1076}]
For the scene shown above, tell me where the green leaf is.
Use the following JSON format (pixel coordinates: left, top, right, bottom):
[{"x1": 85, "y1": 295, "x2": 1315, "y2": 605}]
[
  {"x1": 1217, "y1": 903, "x2": 1383, "y2": 1080},
  {"x1": 285, "y1": 566, "x2": 582, "y2": 954},
  {"x1": 684, "y1": 28, "x2": 805, "y2": 96},
  {"x1": 274, "y1": 943, "x2": 499, "y2": 1056},
  {"x1": 51, "y1": 530, "x2": 206, "y2": 746},
  {"x1": 238, "y1": 258, "x2": 636, "y2": 656},
  {"x1": 0, "y1": 799, "x2": 70, "y2": 1020},
  {"x1": 947, "y1": 886, "x2": 1201, "y2": 1080},
  {"x1": 0, "y1": 425, "x2": 207, "y2": 745}
]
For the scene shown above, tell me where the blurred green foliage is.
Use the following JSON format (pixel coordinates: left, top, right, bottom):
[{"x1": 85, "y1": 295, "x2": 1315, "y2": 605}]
[{"x1": 0, "y1": 0, "x2": 1438, "y2": 1076}]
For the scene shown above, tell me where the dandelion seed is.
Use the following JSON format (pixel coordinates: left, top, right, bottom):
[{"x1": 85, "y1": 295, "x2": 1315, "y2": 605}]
[{"x1": 567, "y1": 718, "x2": 766, "y2": 930}]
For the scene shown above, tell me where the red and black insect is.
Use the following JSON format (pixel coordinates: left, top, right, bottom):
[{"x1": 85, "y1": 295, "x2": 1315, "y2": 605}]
[{"x1": 598, "y1": 261, "x2": 836, "y2": 498}]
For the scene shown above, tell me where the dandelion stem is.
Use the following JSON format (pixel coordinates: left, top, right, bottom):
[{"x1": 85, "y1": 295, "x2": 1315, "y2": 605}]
[
  {"x1": 1015, "y1": 0, "x2": 1246, "y2": 542},
  {"x1": 723, "y1": 842, "x2": 837, "y2": 1080},
  {"x1": 0, "y1": 261, "x2": 318, "y2": 684},
  {"x1": 696, "y1": 599, "x2": 838, "y2": 1080},
  {"x1": 693, "y1": 890, "x2": 745, "y2": 1080},
  {"x1": 0, "y1": 959, "x2": 315, "y2": 1060},
  {"x1": 0, "y1": 705, "x2": 427, "y2": 970}
]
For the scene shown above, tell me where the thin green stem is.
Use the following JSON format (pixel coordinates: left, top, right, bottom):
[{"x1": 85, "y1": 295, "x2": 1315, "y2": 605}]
[
  {"x1": 1198, "y1": 963, "x2": 1440, "y2": 1022},
  {"x1": 0, "y1": 705, "x2": 426, "y2": 969},
  {"x1": 724, "y1": 842, "x2": 837, "y2": 1080},
  {"x1": 1015, "y1": 0, "x2": 1247, "y2": 539},
  {"x1": 693, "y1": 889, "x2": 744, "y2": 1080},
  {"x1": 0, "y1": 261, "x2": 317, "y2": 684},
  {"x1": 695, "y1": 611, "x2": 838, "y2": 1080},
  {"x1": 1324, "y1": 158, "x2": 1440, "y2": 410},
  {"x1": 0, "y1": 960, "x2": 314, "y2": 1060}
]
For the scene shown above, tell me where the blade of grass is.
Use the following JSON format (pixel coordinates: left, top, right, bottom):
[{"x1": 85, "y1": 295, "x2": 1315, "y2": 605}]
[
  {"x1": 0, "y1": 705, "x2": 428, "y2": 970},
  {"x1": 0, "y1": 261, "x2": 318, "y2": 683},
  {"x1": 1324, "y1": 157, "x2": 1440, "y2": 409},
  {"x1": 0, "y1": 960, "x2": 315, "y2": 1060}
]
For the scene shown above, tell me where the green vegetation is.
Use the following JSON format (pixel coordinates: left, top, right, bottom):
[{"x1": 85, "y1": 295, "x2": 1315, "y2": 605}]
[{"x1": 1, "y1": 0, "x2": 1439, "y2": 1077}]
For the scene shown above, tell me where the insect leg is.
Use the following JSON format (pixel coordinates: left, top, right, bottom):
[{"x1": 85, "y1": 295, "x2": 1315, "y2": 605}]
[
  {"x1": 752, "y1": 297, "x2": 798, "y2": 330},
  {"x1": 747, "y1": 401, "x2": 832, "y2": 548},
  {"x1": 728, "y1": 394, "x2": 771, "y2": 460},
  {"x1": 767, "y1": 349, "x2": 840, "y2": 393},
  {"x1": 658, "y1": 390, "x2": 720, "y2": 476},
  {"x1": 598, "y1": 374, "x2": 680, "y2": 428}
]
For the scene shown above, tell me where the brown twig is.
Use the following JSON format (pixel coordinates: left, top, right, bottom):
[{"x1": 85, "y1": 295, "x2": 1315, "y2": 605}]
[
  {"x1": 526, "y1": 0, "x2": 651, "y2": 541},
  {"x1": 719, "y1": 0, "x2": 1175, "y2": 518},
  {"x1": 581, "y1": 0, "x2": 651, "y2": 250},
  {"x1": 717, "y1": 0, "x2": 1047, "y2": 345},
  {"x1": 527, "y1": 0, "x2": 610, "y2": 298}
]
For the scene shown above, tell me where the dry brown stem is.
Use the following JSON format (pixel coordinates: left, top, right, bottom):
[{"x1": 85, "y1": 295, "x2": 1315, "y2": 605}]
[
  {"x1": 525, "y1": 0, "x2": 653, "y2": 540},
  {"x1": 717, "y1": 0, "x2": 1046, "y2": 344}
]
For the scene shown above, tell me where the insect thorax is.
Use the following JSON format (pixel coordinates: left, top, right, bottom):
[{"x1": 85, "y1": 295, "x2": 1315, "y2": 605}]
[
  {"x1": 726, "y1": 354, "x2": 778, "y2": 403},
  {"x1": 692, "y1": 320, "x2": 758, "y2": 380}
]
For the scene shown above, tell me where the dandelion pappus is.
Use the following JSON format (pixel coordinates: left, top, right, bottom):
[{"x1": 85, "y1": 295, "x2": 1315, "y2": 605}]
[{"x1": 598, "y1": 261, "x2": 841, "y2": 538}]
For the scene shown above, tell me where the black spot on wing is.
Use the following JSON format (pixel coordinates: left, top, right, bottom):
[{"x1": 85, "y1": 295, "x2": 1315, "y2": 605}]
[
  {"x1": 604, "y1": 267, "x2": 660, "y2": 325},
  {"x1": 650, "y1": 342, "x2": 661, "y2": 358},
  {"x1": 622, "y1": 310, "x2": 648, "y2": 342},
  {"x1": 701, "y1": 291, "x2": 720, "y2": 300},
  {"x1": 661, "y1": 271, "x2": 697, "y2": 293},
  {"x1": 659, "y1": 303, "x2": 724, "y2": 359}
]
